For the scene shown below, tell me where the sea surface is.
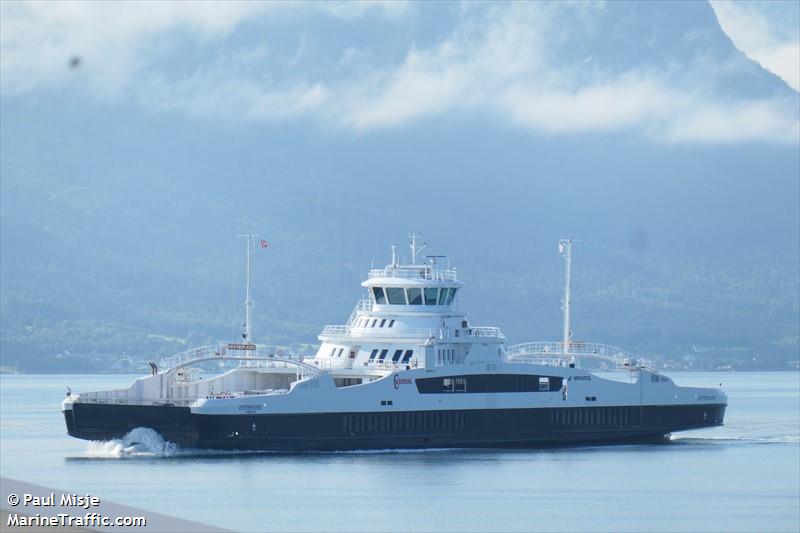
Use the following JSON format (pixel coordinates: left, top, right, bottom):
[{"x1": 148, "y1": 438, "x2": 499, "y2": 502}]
[{"x1": 1, "y1": 372, "x2": 798, "y2": 532}]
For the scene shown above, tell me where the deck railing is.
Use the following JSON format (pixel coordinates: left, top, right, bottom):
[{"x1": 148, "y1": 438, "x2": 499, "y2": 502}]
[
  {"x1": 319, "y1": 325, "x2": 506, "y2": 341},
  {"x1": 158, "y1": 344, "x2": 305, "y2": 371},
  {"x1": 345, "y1": 298, "x2": 373, "y2": 327},
  {"x1": 319, "y1": 325, "x2": 437, "y2": 340},
  {"x1": 470, "y1": 327, "x2": 506, "y2": 339},
  {"x1": 368, "y1": 266, "x2": 457, "y2": 282},
  {"x1": 506, "y1": 341, "x2": 650, "y2": 368}
]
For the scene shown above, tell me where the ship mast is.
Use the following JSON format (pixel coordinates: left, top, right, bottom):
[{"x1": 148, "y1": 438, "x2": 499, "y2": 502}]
[
  {"x1": 237, "y1": 233, "x2": 257, "y2": 346},
  {"x1": 409, "y1": 232, "x2": 426, "y2": 265},
  {"x1": 559, "y1": 236, "x2": 579, "y2": 354}
]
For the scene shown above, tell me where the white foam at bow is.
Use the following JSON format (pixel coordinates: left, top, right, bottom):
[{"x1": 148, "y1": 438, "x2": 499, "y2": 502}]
[{"x1": 86, "y1": 427, "x2": 178, "y2": 457}]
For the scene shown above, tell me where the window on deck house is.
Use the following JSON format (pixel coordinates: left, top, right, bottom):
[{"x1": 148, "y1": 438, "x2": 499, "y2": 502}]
[
  {"x1": 437, "y1": 288, "x2": 448, "y2": 305},
  {"x1": 407, "y1": 287, "x2": 423, "y2": 305},
  {"x1": 372, "y1": 287, "x2": 386, "y2": 305},
  {"x1": 446, "y1": 288, "x2": 458, "y2": 305},
  {"x1": 424, "y1": 288, "x2": 438, "y2": 305},
  {"x1": 386, "y1": 287, "x2": 407, "y2": 305}
]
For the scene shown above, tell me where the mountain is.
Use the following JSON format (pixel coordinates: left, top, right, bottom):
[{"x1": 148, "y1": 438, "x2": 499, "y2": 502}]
[{"x1": 1, "y1": 1, "x2": 798, "y2": 371}]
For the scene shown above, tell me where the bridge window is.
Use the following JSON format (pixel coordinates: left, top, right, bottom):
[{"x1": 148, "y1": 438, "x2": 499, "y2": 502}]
[
  {"x1": 378, "y1": 349, "x2": 389, "y2": 361},
  {"x1": 437, "y1": 288, "x2": 447, "y2": 305},
  {"x1": 407, "y1": 287, "x2": 423, "y2": 305},
  {"x1": 392, "y1": 349, "x2": 404, "y2": 362},
  {"x1": 369, "y1": 349, "x2": 379, "y2": 361},
  {"x1": 436, "y1": 287, "x2": 458, "y2": 305},
  {"x1": 380, "y1": 319, "x2": 386, "y2": 327},
  {"x1": 424, "y1": 287, "x2": 438, "y2": 305},
  {"x1": 401, "y1": 350, "x2": 414, "y2": 363},
  {"x1": 372, "y1": 287, "x2": 386, "y2": 304},
  {"x1": 386, "y1": 287, "x2": 407, "y2": 305},
  {"x1": 446, "y1": 288, "x2": 458, "y2": 304},
  {"x1": 388, "y1": 319, "x2": 395, "y2": 327},
  {"x1": 370, "y1": 319, "x2": 378, "y2": 327}
]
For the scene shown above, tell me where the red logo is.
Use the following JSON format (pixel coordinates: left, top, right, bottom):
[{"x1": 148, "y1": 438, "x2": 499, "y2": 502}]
[{"x1": 394, "y1": 375, "x2": 412, "y2": 390}]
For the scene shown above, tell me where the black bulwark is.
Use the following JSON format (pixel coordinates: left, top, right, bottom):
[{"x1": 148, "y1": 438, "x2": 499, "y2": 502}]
[{"x1": 65, "y1": 402, "x2": 726, "y2": 451}]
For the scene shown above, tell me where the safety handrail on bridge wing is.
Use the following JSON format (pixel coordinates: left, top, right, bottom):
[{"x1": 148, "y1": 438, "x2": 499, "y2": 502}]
[{"x1": 368, "y1": 266, "x2": 458, "y2": 282}]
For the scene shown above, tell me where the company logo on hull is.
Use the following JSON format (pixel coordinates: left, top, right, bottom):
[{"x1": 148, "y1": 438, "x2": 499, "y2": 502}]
[{"x1": 394, "y1": 375, "x2": 413, "y2": 390}]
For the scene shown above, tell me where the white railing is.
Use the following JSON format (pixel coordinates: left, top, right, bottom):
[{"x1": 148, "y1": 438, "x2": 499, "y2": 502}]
[
  {"x1": 75, "y1": 387, "x2": 198, "y2": 406},
  {"x1": 371, "y1": 360, "x2": 421, "y2": 371},
  {"x1": 320, "y1": 325, "x2": 438, "y2": 340},
  {"x1": 511, "y1": 358, "x2": 575, "y2": 368},
  {"x1": 470, "y1": 327, "x2": 506, "y2": 339},
  {"x1": 76, "y1": 395, "x2": 192, "y2": 407},
  {"x1": 345, "y1": 298, "x2": 373, "y2": 327},
  {"x1": 320, "y1": 325, "x2": 506, "y2": 341},
  {"x1": 506, "y1": 341, "x2": 651, "y2": 368},
  {"x1": 158, "y1": 344, "x2": 306, "y2": 371},
  {"x1": 368, "y1": 266, "x2": 458, "y2": 282}
]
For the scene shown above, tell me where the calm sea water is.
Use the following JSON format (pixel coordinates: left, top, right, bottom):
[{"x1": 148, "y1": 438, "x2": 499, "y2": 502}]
[{"x1": 1, "y1": 372, "x2": 798, "y2": 532}]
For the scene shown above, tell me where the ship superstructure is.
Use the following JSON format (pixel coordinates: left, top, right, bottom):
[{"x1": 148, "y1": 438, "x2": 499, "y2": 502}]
[{"x1": 62, "y1": 234, "x2": 726, "y2": 450}]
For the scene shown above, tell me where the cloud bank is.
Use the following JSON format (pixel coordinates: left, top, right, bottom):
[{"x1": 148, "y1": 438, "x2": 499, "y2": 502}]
[
  {"x1": 711, "y1": 0, "x2": 800, "y2": 92},
  {"x1": 2, "y1": 1, "x2": 798, "y2": 145}
]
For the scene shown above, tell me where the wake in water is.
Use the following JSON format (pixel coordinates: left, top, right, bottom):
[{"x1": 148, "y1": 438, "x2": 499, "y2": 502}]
[
  {"x1": 86, "y1": 427, "x2": 179, "y2": 458},
  {"x1": 670, "y1": 434, "x2": 800, "y2": 445}
]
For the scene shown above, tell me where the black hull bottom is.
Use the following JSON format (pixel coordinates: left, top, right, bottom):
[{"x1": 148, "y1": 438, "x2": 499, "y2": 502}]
[{"x1": 65, "y1": 403, "x2": 726, "y2": 451}]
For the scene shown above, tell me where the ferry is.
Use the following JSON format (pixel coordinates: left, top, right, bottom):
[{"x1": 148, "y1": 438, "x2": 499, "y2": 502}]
[{"x1": 62, "y1": 234, "x2": 727, "y2": 450}]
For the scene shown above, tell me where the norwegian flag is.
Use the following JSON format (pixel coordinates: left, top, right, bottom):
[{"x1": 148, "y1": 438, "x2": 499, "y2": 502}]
[{"x1": 260, "y1": 239, "x2": 269, "y2": 249}]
